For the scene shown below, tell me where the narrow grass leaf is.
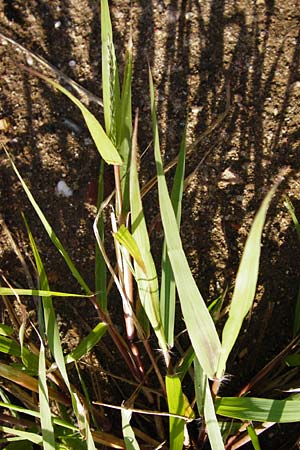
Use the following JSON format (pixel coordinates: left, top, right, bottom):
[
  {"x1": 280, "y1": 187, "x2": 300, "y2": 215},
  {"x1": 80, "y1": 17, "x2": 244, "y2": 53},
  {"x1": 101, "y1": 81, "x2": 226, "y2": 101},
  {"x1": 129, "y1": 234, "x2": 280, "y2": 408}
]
[
  {"x1": 217, "y1": 183, "x2": 280, "y2": 377},
  {"x1": 38, "y1": 340, "x2": 56, "y2": 450},
  {"x1": 0, "y1": 287, "x2": 86, "y2": 298},
  {"x1": 216, "y1": 396, "x2": 300, "y2": 422},
  {"x1": 101, "y1": 0, "x2": 120, "y2": 139},
  {"x1": 4, "y1": 148, "x2": 91, "y2": 294},
  {"x1": 0, "y1": 362, "x2": 69, "y2": 405},
  {"x1": 65, "y1": 322, "x2": 108, "y2": 363},
  {"x1": 149, "y1": 70, "x2": 221, "y2": 379},
  {"x1": 0, "y1": 402, "x2": 78, "y2": 431},
  {"x1": 25, "y1": 217, "x2": 80, "y2": 392},
  {"x1": 166, "y1": 375, "x2": 194, "y2": 450},
  {"x1": 160, "y1": 127, "x2": 186, "y2": 347},
  {"x1": 0, "y1": 335, "x2": 38, "y2": 373},
  {"x1": 117, "y1": 37, "x2": 132, "y2": 215},
  {"x1": 284, "y1": 353, "x2": 300, "y2": 366},
  {"x1": 95, "y1": 161, "x2": 107, "y2": 309},
  {"x1": 284, "y1": 196, "x2": 300, "y2": 242},
  {"x1": 0, "y1": 324, "x2": 14, "y2": 336},
  {"x1": 129, "y1": 112, "x2": 167, "y2": 356},
  {"x1": 247, "y1": 424, "x2": 261, "y2": 450},
  {"x1": 176, "y1": 346, "x2": 195, "y2": 381},
  {"x1": 194, "y1": 356, "x2": 225, "y2": 449},
  {"x1": 194, "y1": 356, "x2": 206, "y2": 416},
  {"x1": 23, "y1": 68, "x2": 121, "y2": 165},
  {"x1": 114, "y1": 225, "x2": 146, "y2": 273},
  {"x1": 0, "y1": 427, "x2": 42, "y2": 445},
  {"x1": 121, "y1": 409, "x2": 141, "y2": 450},
  {"x1": 72, "y1": 392, "x2": 97, "y2": 450},
  {"x1": 203, "y1": 381, "x2": 225, "y2": 450},
  {"x1": 25, "y1": 220, "x2": 95, "y2": 443}
]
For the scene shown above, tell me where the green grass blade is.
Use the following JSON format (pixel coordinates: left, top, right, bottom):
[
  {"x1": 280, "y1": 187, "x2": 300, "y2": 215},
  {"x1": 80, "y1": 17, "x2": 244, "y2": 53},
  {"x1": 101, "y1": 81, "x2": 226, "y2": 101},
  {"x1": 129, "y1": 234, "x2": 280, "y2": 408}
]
[
  {"x1": 0, "y1": 402, "x2": 78, "y2": 431},
  {"x1": 194, "y1": 356, "x2": 225, "y2": 449},
  {"x1": 0, "y1": 324, "x2": 14, "y2": 336},
  {"x1": 117, "y1": 37, "x2": 133, "y2": 215},
  {"x1": 215, "y1": 396, "x2": 300, "y2": 422},
  {"x1": 24, "y1": 219, "x2": 72, "y2": 390},
  {"x1": 247, "y1": 424, "x2": 261, "y2": 450},
  {"x1": 95, "y1": 161, "x2": 107, "y2": 310},
  {"x1": 285, "y1": 353, "x2": 300, "y2": 366},
  {"x1": 38, "y1": 340, "x2": 56, "y2": 450},
  {"x1": 121, "y1": 409, "x2": 141, "y2": 450},
  {"x1": 160, "y1": 127, "x2": 186, "y2": 348},
  {"x1": 0, "y1": 288, "x2": 86, "y2": 297},
  {"x1": 217, "y1": 183, "x2": 281, "y2": 378},
  {"x1": 0, "y1": 335, "x2": 38, "y2": 374},
  {"x1": 284, "y1": 197, "x2": 300, "y2": 336},
  {"x1": 101, "y1": 0, "x2": 120, "y2": 139},
  {"x1": 284, "y1": 196, "x2": 300, "y2": 242},
  {"x1": 24, "y1": 67, "x2": 121, "y2": 165},
  {"x1": 194, "y1": 356, "x2": 206, "y2": 416},
  {"x1": 0, "y1": 427, "x2": 42, "y2": 445},
  {"x1": 166, "y1": 375, "x2": 193, "y2": 450},
  {"x1": 25, "y1": 218, "x2": 95, "y2": 444},
  {"x1": 4, "y1": 148, "x2": 91, "y2": 294},
  {"x1": 114, "y1": 225, "x2": 146, "y2": 272},
  {"x1": 72, "y1": 393, "x2": 97, "y2": 450},
  {"x1": 149, "y1": 69, "x2": 221, "y2": 379},
  {"x1": 0, "y1": 362, "x2": 69, "y2": 406},
  {"x1": 203, "y1": 381, "x2": 225, "y2": 450},
  {"x1": 176, "y1": 346, "x2": 195, "y2": 381},
  {"x1": 65, "y1": 322, "x2": 108, "y2": 363},
  {"x1": 129, "y1": 112, "x2": 168, "y2": 357}
]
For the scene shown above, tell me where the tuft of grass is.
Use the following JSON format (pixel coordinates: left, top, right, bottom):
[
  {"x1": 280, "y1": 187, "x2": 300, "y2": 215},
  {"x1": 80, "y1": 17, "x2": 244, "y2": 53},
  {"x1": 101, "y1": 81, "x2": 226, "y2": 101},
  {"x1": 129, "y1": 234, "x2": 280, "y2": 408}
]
[{"x1": 0, "y1": 1, "x2": 298, "y2": 449}]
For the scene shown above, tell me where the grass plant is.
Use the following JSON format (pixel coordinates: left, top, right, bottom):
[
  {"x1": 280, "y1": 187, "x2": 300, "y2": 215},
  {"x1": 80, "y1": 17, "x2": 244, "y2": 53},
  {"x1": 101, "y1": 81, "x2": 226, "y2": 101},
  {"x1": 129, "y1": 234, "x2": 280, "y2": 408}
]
[{"x1": 1, "y1": 1, "x2": 300, "y2": 449}]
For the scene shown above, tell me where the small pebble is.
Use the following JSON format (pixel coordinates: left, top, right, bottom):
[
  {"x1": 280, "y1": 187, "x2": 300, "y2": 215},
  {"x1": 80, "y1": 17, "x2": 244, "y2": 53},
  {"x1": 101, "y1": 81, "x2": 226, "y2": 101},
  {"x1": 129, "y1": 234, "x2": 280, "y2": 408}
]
[
  {"x1": 54, "y1": 20, "x2": 62, "y2": 29},
  {"x1": 55, "y1": 180, "x2": 73, "y2": 198},
  {"x1": 68, "y1": 60, "x2": 76, "y2": 68},
  {"x1": 26, "y1": 55, "x2": 33, "y2": 66}
]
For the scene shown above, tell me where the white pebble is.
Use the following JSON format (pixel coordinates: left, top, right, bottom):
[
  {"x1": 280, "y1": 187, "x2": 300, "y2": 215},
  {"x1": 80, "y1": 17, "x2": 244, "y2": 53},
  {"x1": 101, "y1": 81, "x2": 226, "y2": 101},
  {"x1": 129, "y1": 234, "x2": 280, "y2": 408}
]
[
  {"x1": 68, "y1": 60, "x2": 76, "y2": 67},
  {"x1": 26, "y1": 55, "x2": 34, "y2": 66},
  {"x1": 55, "y1": 180, "x2": 73, "y2": 198},
  {"x1": 54, "y1": 20, "x2": 61, "y2": 29}
]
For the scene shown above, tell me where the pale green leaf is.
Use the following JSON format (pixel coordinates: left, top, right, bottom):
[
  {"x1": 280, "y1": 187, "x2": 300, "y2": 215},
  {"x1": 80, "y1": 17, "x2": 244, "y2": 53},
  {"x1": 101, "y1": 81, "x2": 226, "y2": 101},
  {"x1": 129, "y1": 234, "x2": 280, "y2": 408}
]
[
  {"x1": 160, "y1": 127, "x2": 186, "y2": 347},
  {"x1": 65, "y1": 323, "x2": 107, "y2": 363},
  {"x1": 114, "y1": 225, "x2": 146, "y2": 273},
  {"x1": 121, "y1": 408, "x2": 141, "y2": 450},
  {"x1": 130, "y1": 112, "x2": 167, "y2": 356},
  {"x1": 0, "y1": 287, "x2": 86, "y2": 298},
  {"x1": 117, "y1": 37, "x2": 133, "y2": 215},
  {"x1": 217, "y1": 183, "x2": 280, "y2": 377},
  {"x1": 216, "y1": 396, "x2": 300, "y2": 422},
  {"x1": 4, "y1": 148, "x2": 91, "y2": 294},
  {"x1": 0, "y1": 427, "x2": 42, "y2": 445},
  {"x1": 166, "y1": 375, "x2": 194, "y2": 450},
  {"x1": 101, "y1": 0, "x2": 120, "y2": 139},
  {"x1": 95, "y1": 161, "x2": 107, "y2": 310},
  {"x1": 38, "y1": 340, "x2": 56, "y2": 450},
  {"x1": 203, "y1": 378, "x2": 225, "y2": 450},
  {"x1": 149, "y1": 69, "x2": 221, "y2": 379},
  {"x1": 0, "y1": 335, "x2": 38, "y2": 374}
]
